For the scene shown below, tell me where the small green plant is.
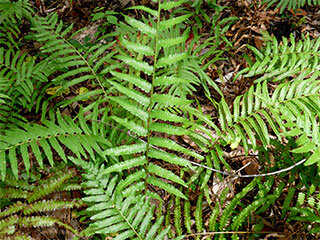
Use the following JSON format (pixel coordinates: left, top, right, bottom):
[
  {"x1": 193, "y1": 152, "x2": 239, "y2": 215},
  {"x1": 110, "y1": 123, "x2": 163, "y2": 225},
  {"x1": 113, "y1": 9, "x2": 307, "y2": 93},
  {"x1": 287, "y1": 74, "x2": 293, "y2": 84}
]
[{"x1": 0, "y1": 168, "x2": 83, "y2": 239}]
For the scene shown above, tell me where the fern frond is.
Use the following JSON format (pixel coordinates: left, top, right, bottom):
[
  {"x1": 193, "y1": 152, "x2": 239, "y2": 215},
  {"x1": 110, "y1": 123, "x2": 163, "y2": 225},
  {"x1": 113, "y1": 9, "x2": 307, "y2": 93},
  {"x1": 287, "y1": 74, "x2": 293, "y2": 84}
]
[
  {"x1": 282, "y1": 187, "x2": 296, "y2": 217},
  {"x1": 81, "y1": 163, "x2": 171, "y2": 239},
  {"x1": 220, "y1": 178, "x2": 259, "y2": 230},
  {"x1": 0, "y1": 167, "x2": 82, "y2": 239},
  {"x1": 0, "y1": 47, "x2": 50, "y2": 109},
  {"x1": 98, "y1": 3, "x2": 214, "y2": 200},
  {"x1": 19, "y1": 216, "x2": 79, "y2": 234},
  {"x1": 23, "y1": 200, "x2": 84, "y2": 215},
  {"x1": 262, "y1": 0, "x2": 320, "y2": 13},
  {"x1": 0, "y1": 0, "x2": 33, "y2": 25},
  {"x1": 31, "y1": 13, "x2": 118, "y2": 107},
  {"x1": 0, "y1": 187, "x2": 28, "y2": 199},
  {"x1": 216, "y1": 79, "x2": 320, "y2": 153},
  {"x1": 236, "y1": 34, "x2": 320, "y2": 83},
  {"x1": 0, "y1": 112, "x2": 109, "y2": 180},
  {"x1": 27, "y1": 170, "x2": 77, "y2": 203}
]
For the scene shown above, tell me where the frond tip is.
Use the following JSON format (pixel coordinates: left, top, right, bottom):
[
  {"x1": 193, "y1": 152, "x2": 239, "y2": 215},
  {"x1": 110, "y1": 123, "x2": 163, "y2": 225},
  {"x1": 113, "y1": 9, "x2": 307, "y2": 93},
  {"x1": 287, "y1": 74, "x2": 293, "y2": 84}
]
[{"x1": 81, "y1": 164, "x2": 172, "y2": 239}]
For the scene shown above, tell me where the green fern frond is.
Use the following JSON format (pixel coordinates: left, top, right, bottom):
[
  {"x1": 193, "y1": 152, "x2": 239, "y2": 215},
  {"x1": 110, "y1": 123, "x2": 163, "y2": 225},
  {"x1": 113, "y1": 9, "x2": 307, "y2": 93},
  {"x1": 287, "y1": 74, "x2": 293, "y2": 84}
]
[
  {"x1": 0, "y1": 187, "x2": 28, "y2": 199},
  {"x1": 0, "y1": 168, "x2": 82, "y2": 239},
  {"x1": 81, "y1": 163, "x2": 171, "y2": 239},
  {"x1": 99, "y1": 3, "x2": 214, "y2": 200},
  {"x1": 236, "y1": 34, "x2": 320, "y2": 83},
  {"x1": 216, "y1": 79, "x2": 320, "y2": 154},
  {"x1": 220, "y1": 178, "x2": 259, "y2": 230},
  {"x1": 0, "y1": 112, "x2": 109, "y2": 180},
  {"x1": 0, "y1": 0, "x2": 33, "y2": 22},
  {"x1": 284, "y1": 188, "x2": 320, "y2": 234},
  {"x1": 0, "y1": 48, "x2": 49, "y2": 109},
  {"x1": 262, "y1": 0, "x2": 320, "y2": 13},
  {"x1": 18, "y1": 216, "x2": 79, "y2": 234},
  {"x1": 31, "y1": 12, "x2": 118, "y2": 106},
  {"x1": 0, "y1": 0, "x2": 33, "y2": 51},
  {"x1": 27, "y1": 170, "x2": 77, "y2": 203},
  {"x1": 282, "y1": 187, "x2": 296, "y2": 217},
  {"x1": 23, "y1": 200, "x2": 84, "y2": 215}
]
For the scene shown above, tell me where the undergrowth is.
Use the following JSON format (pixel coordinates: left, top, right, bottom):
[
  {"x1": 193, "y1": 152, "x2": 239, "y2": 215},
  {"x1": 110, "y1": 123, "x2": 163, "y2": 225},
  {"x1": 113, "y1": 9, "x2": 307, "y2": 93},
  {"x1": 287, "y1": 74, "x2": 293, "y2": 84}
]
[{"x1": 1, "y1": 0, "x2": 320, "y2": 239}]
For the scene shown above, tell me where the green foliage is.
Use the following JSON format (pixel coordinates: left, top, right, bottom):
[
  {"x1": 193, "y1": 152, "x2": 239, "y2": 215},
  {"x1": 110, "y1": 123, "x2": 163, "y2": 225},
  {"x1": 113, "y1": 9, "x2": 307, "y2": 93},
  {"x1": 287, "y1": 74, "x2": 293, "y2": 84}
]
[
  {"x1": 262, "y1": 0, "x2": 320, "y2": 13},
  {"x1": 102, "y1": 1, "x2": 211, "y2": 202},
  {"x1": 0, "y1": 110, "x2": 109, "y2": 180},
  {"x1": 0, "y1": 168, "x2": 83, "y2": 239},
  {"x1": 1, "y1": 0, "x2": 320, "y2": 239},
  {"x1": 235, "y1": 34, "x2": 320, "y2": 83},
  {"x1": 32, "y1": 12, "x2": 118, "y2": 107},
  {"x1": 78, "y1": 160, "x2": 174, "y2": 239},
  {"x1": 0, "y1": 0, "x2": 33, "y2": 49},
  {"x1": 216, "y1": 78, "x2": 320, "y2": 156}
]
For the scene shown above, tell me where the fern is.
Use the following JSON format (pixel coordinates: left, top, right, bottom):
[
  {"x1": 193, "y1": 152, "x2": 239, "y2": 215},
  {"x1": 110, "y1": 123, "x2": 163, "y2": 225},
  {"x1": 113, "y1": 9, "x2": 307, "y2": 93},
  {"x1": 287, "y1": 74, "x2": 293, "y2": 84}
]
[
  {"x1": 99, "y1": 1, "x2": 212, "y2": 201},
  {"x1": 211, "y1": 78, "x2": 320, "y2": 168},
  {"x1": 31, "y1": 12, "x2": 118, "y2": 107},
  {"x1": 0, "y1": 168, "x2": 83, "y2": 239},
  {"x1": 0, "y1": 1, "x2": 51, "y2": 133},
  {"x1": 262, "y1": 0, "x2": 320, "y2": 13},
  {"x1": 0, "y1": 0, "x2": 33, "y2": 49},
  {"x1": 0, "y1": 41, "x2": 52, "y2": 132},
  {"x1": 0, "y1": 48, "x2": 50, "y2": 109},
  {"x1": 281, "y1": 185, "x2": 320, "y2": 235},
  {"x1": 234, "y1": 34, "x2": 320, "y2": 84},
  {"x1": 1, "y1": 0, "x2": 320, "y2": 239},
  {"x1": 78, "y1": 160, "x2": 174, "y2": 239},
  {"x1": 168, "y1": 178, "x2": 284, "y2": 239},
  {"x1": 0, "y1": 110, "x2": 109, "y2": 180}
]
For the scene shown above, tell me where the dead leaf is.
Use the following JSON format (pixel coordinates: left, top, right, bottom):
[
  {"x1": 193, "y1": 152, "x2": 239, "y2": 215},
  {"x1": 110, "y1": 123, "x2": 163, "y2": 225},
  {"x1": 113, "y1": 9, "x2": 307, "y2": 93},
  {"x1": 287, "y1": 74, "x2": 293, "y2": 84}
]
[
  {"x1": 242, "y1": 158, "x2": 260, "y2": 175},
  {"x1": 289, "y1": 8, "x2": 307, "y2": 16},
  {"x1": 254, "y1": 36, "x2": 263, "y2": 49}
]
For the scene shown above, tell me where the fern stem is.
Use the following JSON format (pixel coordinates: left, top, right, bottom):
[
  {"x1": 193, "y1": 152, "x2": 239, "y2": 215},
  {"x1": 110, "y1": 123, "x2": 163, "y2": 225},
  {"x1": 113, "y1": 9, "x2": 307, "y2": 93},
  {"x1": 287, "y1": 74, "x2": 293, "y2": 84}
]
[
  {"x1": 114, "y1": 202, "x2": 143, "y2": 240},
  {"x1": 144, "y1": 0, "x2": 162, "y2": 194}
]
